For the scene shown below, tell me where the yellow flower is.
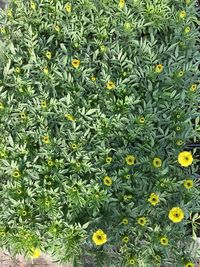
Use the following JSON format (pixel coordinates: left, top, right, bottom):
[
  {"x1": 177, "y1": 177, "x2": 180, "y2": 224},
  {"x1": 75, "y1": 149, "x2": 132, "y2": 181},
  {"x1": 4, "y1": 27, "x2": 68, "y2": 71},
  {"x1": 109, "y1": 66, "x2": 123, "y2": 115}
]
[
  {"x1": 160, "y1": 236, "x2": 169, "y2": 246},
  {"x1": 46, "y1": 51, "x2": 52, "y2": 60},
  {"x1": 185, "y1": 262, "x2": 194, "y2": 267},
  {"x1": 122, "y1": 218, "x2": 129, "y2": 225},
  {"x1": 122, "y1": 236, "x2": 129, "y2": 243},
  {"x1": 65, "y1": 3, "x2": 72, "y2": 13},
  {"x1": 7, "y1": 9, "x2": 12, "y2": 17},
  {"x1": 168, "y1": 207, "x2": 184, "y2": 223},
  {"x1": 124, "y1": 174, "x2": 130, "y2": 179},
  {"x1": 184, "y1": 179, "x2": 193, "y2": 189},
  {"x1": 43, "y1": 67, "x2": 49, "y2": 75},
  {"x1": 179, "y1": 10, "x2": 186, "y2": 18},
  {"x1": 15, "y1": 67, "x2": 21, "y2": 73},
  {"x1": 100, "y1": 45, "x2": 107, "y2": 53},
  {"x1": 106, "y1": 81, "x2": 115, "y2": 90},
  {"x1": 41, "y1": 100, "x2": 47, "y2": 108},
  {"x1": 152, "y1": 157, "x2": 162, "y2": 168},
  {"x1": 155, "y1": 64, "x2": 164, "y2": 73},
  {"x1": 0, "y1": 27, "x2": 6, "y2": 34},
  {"x1": 76, "y1": 162, "x2": 81, "y2": 167},
  {"x1": 106, "y1": 157, "x2": 112, "y2": 163},
  {"x1": 178, "y1": 70, "x2": 184, "y2": 77},
  {"x1": 184, "y1": 26, "x2": 190, "y2": 34},
  {"x1": 103, "y1": 176, "x2": 112, "y2": 186},
  {"x1": 139, "y1": 116, "x2": 145, "y2": 124},
  {"x1": 92, "y1": 229, "x2": 107, "y2": 246},
  {"x1": 71, "y1": 143, "x2": 77, "y2": 150},
  {"x1": 137, "y1": 217, "x2": 147, "y2": 226},
  {"x1": 148, "y1": 193, "x2": 159, "y2": 206},
  {"x1": 42, "y1": 135, "x2": 50, "y2": 144},
  {"x1": 176, "y1": 126, "x2": 181, "y2": 131},
  {"x1": 129, "y1": 259, "x2": 135, "y2": 265},
  {"x1": 178, "y1": 151, "x2": 193, "y2": 167},
  {"x1": 31, "y1": 1, "x2": 36, "y2": 10},
  {"x1": 190, "y1": 84, "x2": 197, "y2": 92},
  {"x1": 30, "y1": 247, "x2": 41, "y2": 259},
  {"x1": 125, "y1": 155, "x2": 135, "y2": 165},
  {"x1": 0, "y1": 102, "x2": 4, "y2": 109},
  {"x1": 176, "y1": 140, "x2": 183, "y2": 146},
  {"x1": 47, "y1": 159, "x2": 53, "y2": 166},
  {"x1": 91, "y1": 76, "x2": 96, "y2": 82},
  {"x1": 71, "y1": 59, "x2": 80, "y2": 69},
  {"x1": 55, "y1": 25, "x2": 60, "y2": 32},
  {"x1": 65, "y1": 114, "x2": 75, "y2": 121},
  {"x1": 12, "y1": 170, "x2": 20, "y2": 178},
  {"x1": 119, "y1": 0, "x2": 125, "y2": 9},
  {"x1": 20, "y1": 112, "x2": 26, "y2": 119}
]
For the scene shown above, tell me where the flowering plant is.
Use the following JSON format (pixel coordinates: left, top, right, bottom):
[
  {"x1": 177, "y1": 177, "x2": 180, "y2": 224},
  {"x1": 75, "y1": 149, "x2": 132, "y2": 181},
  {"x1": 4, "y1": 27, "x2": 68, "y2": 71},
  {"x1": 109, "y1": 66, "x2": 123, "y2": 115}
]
[{"x1": 0, "y1": 0, "x2": 200, "y2": 266}]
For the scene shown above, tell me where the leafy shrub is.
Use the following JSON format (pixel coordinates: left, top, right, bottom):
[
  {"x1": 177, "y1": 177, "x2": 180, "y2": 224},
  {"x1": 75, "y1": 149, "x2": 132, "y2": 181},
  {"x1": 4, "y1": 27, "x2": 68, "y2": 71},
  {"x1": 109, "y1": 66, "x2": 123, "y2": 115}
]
[{"x1": 0, "y1": 0, "x2": 200, "y2": 266}]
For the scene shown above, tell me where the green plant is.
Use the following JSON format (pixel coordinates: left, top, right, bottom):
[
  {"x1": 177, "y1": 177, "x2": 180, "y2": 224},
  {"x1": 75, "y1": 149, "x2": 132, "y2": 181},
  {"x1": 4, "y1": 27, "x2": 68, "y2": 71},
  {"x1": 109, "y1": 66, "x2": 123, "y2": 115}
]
[{"x1": 0, "y1": 0, "x2": 200, "y2": 266}]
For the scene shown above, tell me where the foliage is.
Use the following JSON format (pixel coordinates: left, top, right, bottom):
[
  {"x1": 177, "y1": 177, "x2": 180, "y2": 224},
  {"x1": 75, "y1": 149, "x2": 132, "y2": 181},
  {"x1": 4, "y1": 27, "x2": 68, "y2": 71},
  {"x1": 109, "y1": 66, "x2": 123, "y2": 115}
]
[{"x1": 0, "y1": 0, "x2": 200, "y2": 266}]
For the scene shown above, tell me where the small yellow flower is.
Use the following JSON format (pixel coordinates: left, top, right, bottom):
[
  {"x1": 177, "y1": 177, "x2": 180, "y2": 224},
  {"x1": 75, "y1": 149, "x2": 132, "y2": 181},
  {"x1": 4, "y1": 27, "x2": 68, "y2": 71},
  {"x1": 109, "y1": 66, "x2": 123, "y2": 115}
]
[
  {"x1": 46, "y1": 51, "x2": 52, "y2": 60},
  {"x1": 47, "y1": 159, "x2": 53, "y2": 166},
  {"x1": 43, "y1": 67, "x2": 49, "y2": 75},
  {"x1": 64, "y1": 114, "x2": 75, "y2": 121},
  {"x1": 7, "y1": 9, "x2": 12, "y2": 17},
  {"x1": 168, "y1": 207, "x2": 184, "y2": 223},
  {"x1": 30, "y1": 1, "x2": 36, "y2": 10},
  {"x1": 55, "y1": 25, "x2": 60, "y2": 32},
  {"x1": 139, "y1": 116, "x2": 145, "y2": 124},
  {"x1": 100, "y1": 45, "x2": 107, "y2": 52},
  {"x1": 71, "y1": 59, "x2": 80, "y2": 69},
  {"x1": 178, "y1": 70, "x2": 184, "y2": 77},
  {"x1": 129, "y1": 259, "x2": 135, "y2": 265},
  {"x1": 124, "y1": 22, "x2": 131, "y2": 30},
  {"x1": 42, "y1": 135, "x2": 50, "y2": 144},
  {"x1": 122, "y1": 218, "x2": 129, "y2": 225},
  {"x1": 15, "y1": 67, "x2": 21, "y2": 73},
  {"x1": 71, "y1": 143, "x2": 77, "y2": 150},
  {"x1": 190, "y1": 84, "x2": 197, "y2": 92},
  {"x1": 0, "y1": 27, "x2": 6, "y2": 34},
  {"x1": 106, "y1": 81, "x2": 115, "y2": 90},
  {"x1": 137, "y1": 217, "x2": 147, "y2": 226},
  {"x1": 106, "y1": 157, "x2": 112, "y2": 163},
  {"x1": 184, "y1": 179, "x2": 193, "y2": 189},
  {"x1": 125, "y1": 155, "x2": 135, "y2": 166},
  {"x1": 22, "y1": 210, "x2": 27, "y2": 216},
  {"x1": 155, "y1": 64, "x2": 164, "y2": 73},
  {"x1": 176, "y1": 140, "x2": 183, "y2": 146},
  {"x1": 184, "y1": 26, "x2": 191, "y2": 34},
  {"x1": 179, "y1": 10, "x2": 186, "y2": 19},
  {"x1": 12, "y1": 170, "x2": 20, "y2": 178},
  {"x1": 176, "y1": 126, "x2": 181, "y2": 131},
  {"x1": 92, "y1": 229, "x2": 107, "y2": 246},
  {"x1": 122, "y1": 236, "x2": 129, "y2": 243},
  {"x1": 185, "y1": 262, "x2": 194, "y2": 267},
  {"x1": 30, "y1": 247, "x2": 41, "y2": 259},
  {"x1": 20, "y1": 112, "x2": 26, "y2": 119},
  {"x1": 103, "y1": 176, "x2": 112, "y2": 186},
  {"x1": 148, "y1": 193, "x2": 159, "y2": 206},
  {"x1": 160, "y1": 236, "x2": 169, "y2": 246},
  {"x1": 76, "y1": 162, "x2": 81, "y2": 167},
  {"x1": 119, "y1": 0, "x2": 125, "y2": 9},
  {"x1": 65, "y1": 3, "x2": 72, "y2": 13},
  {"x1": 178, "y1": 151, "x2": 193, "y2": 167},
  {"x1": 152, "y1": 157, "x2": 162, "y2": 168},
  {"x1": 124, "y1": 174, "x2": 130, "y2": 179},
  {"x1": 91, "y1": 76, "x2": 96, "y2": 82},
  {"x1": 0, "y1": 102, "x2": 4, "y2": 109},
  {"x1": 41, "y1": 100, "x2": 47, "y2": 108}
]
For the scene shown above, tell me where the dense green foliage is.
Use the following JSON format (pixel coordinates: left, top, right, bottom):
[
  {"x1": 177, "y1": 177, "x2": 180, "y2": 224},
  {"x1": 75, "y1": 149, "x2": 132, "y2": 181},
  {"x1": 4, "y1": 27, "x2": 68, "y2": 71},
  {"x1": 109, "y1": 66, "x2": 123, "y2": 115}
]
[{"x1": 0, "y1": 0, "x2": 200, "y2": 266}]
